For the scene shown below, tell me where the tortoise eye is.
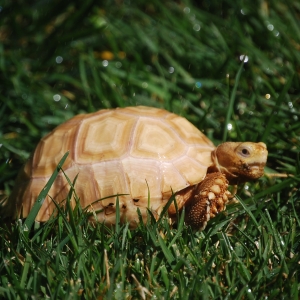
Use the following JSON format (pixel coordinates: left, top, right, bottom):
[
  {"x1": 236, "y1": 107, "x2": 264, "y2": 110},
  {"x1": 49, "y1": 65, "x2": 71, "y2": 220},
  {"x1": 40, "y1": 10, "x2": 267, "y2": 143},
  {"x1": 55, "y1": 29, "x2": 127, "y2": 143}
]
[{"x1": 241, "y1": 148, "x2": 250, "y2": 156}]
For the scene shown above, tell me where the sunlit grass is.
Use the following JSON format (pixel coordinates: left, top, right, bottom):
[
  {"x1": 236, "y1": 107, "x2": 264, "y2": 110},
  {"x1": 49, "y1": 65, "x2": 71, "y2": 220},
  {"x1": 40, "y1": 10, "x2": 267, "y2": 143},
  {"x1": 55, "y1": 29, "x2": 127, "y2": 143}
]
[{"x1": 0, "y1": 165, "x2": 299, "y2": 299}]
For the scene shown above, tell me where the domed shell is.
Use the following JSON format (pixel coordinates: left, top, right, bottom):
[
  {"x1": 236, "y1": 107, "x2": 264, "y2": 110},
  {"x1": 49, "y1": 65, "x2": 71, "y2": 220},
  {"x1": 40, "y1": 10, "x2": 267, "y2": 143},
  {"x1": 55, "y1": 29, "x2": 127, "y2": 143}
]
[{"x1": 8, "y1": 106, "x2": 215, "y2": 227}]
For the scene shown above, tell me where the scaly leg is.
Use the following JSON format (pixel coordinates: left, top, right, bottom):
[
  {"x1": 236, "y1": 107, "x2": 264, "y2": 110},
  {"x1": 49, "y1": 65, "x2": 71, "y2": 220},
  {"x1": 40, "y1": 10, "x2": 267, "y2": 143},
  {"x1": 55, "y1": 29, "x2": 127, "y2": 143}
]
[{"x1": 185, "y1": 172, "x2": 230, "y2": 230}]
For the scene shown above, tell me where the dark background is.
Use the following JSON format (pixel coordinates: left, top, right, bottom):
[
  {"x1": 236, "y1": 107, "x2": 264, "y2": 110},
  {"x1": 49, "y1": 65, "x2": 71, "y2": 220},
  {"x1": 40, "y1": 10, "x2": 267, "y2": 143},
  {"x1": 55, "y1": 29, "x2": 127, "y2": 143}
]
[{"x1": 1, "y1": 0, "x2": 299, "y2": 195}]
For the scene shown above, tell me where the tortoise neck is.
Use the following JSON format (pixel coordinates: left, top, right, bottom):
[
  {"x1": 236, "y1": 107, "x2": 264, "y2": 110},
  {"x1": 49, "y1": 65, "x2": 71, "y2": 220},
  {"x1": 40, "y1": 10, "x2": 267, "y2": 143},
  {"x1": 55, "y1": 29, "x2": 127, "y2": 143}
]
[{"x1": 210, "y1": 148, "x2": 238, "y2": 185}]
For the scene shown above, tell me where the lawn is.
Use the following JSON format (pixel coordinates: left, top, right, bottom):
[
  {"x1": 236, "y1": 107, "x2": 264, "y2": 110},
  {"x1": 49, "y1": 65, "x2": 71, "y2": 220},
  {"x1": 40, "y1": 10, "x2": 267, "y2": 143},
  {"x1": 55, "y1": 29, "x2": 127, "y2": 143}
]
[{"x1": 0, "y1": 0, "x2": 299, "y2": 299}]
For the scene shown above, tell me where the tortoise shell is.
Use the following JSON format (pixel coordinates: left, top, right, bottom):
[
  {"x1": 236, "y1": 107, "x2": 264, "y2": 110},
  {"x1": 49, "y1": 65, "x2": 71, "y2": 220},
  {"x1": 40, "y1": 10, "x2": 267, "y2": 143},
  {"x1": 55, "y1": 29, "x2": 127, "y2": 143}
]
[{"x1": 8, "y1": 106, "x2": 217, "y2": 227}]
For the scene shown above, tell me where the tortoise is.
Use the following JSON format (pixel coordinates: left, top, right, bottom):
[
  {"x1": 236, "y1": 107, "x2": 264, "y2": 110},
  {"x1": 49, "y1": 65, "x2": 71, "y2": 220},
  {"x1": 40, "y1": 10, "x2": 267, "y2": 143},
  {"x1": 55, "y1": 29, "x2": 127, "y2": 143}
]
[{"x1": 5, "y1": 106, "x2": 268, "y2": 230}]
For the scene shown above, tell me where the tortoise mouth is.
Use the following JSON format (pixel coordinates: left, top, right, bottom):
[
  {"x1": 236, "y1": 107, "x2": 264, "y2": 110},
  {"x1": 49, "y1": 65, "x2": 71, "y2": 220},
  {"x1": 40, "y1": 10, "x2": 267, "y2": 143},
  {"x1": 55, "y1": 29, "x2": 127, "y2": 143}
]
[
  {"x1": 247, "y1": 162, "x2": 266, "y2": 178},
  {"x1": 250, "y1": 165, "x2": 260, "y2": 172}
]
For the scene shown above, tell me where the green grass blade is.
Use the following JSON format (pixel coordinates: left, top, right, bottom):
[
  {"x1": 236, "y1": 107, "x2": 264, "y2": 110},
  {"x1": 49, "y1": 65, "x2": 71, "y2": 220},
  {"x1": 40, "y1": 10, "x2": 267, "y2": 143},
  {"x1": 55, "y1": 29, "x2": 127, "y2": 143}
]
[
  {"x1": 22, "y1": 152, "x2": 69, "y2": 232},
  {"x1": 157, "y1": 233, "x2": 175, "y2": 265},
  {"x1": 235, "y1": 195, "x2": 261, "y2": 231},
  {"x1": 261, "y1": 74, "x2": 294, "y2": 142},
  {"x1": 223, "y1": 61, "x2": 245, "y2": 142},
  {"x1": 19, "y1": 253, "x2": 32, "y2": 292}
]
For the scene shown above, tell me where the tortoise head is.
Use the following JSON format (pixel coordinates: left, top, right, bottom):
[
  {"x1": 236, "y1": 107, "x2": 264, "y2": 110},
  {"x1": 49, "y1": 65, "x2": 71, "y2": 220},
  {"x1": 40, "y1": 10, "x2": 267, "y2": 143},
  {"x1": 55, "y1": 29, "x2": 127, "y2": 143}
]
[{"x1": 210, "y1": 142, "x2": 268, "y2": 185}]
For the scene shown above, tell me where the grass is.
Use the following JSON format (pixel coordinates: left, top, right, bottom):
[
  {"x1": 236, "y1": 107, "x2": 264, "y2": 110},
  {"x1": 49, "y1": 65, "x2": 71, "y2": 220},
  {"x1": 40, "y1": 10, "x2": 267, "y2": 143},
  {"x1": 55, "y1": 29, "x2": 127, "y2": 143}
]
[{"x1": 0, "y1": 0, "x2": 300, "y2": 299}]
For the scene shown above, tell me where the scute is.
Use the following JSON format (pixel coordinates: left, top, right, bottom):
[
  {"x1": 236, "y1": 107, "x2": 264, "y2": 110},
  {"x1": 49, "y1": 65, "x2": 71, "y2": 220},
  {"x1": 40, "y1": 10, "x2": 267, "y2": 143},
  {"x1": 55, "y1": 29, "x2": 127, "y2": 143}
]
[
  {"x1": 119, "y1": 106, "x2": 170, "y2": 118},
  {"x1": 131, "y1": 118, "x2": 186, "y2": 160},
  {"x1": 7, "y1": 106, "x2": 216, "y2": 226},
  {"x1": 122, "y1": 157, "x2": 162, "y2": 201},
  {"x1": 165, "y1": 114, "x2": 214, "y2": 145},
  {"x1": 173, "y1": 156, "x2": 208, "y2": 185},
  {"x1": 75, "y1": 112, "x2": 136, "y2": 163},
  {"x1": 32, "y1": 119, "x2": 79, "y2": 177},
  {"x1": 160, "y1": 162, "x2": 189, "y2": 195},
  {"x1": 92, "y1": 161, "x2": 128, "y2": 206}
]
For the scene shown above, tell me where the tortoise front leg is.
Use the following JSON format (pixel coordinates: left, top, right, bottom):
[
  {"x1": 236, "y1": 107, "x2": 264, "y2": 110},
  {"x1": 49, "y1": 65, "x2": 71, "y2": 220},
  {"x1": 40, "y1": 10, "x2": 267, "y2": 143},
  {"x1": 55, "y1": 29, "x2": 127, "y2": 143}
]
[{"x1": 185, "y1": 172, "x2": 230, "y2": 230}]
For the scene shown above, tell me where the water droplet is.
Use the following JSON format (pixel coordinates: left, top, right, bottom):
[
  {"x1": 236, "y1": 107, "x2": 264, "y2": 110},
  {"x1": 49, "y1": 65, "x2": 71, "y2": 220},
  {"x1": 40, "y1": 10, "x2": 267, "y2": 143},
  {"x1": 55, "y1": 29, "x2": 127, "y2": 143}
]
[
  {"x1": 102, "y1": 60, "x2": 109, "y2": 67},
  {"x1": 189, "y1": 14, "x2": 196, "y2": 21},
  {"x1": 240, "y1": 9, "x2": 246, "y2": 15},
  {"x1": 247, "y1": 288, "x2": 252, "y2": 293},
  {"x1": 115, "y1": 61, "x2": 122, "y2": 68},
  {"x1": 288, "y1": 102, "x2": 293, "y2": 108},
  {"x1": 265, "y1": 94, "x2": 271, "y2": 99},
  {"x1": 142, "y1": 82, "x2": 148, "y2": 88},
  {"x1": 169, "y1": 67, "x2": 174, "y2": 73},
  {"x1": 65, "y1": 104, "x2": 68, "y2": 109},
  {"x1": 274, "y1": 31, "x2": 280, "y2": 37},
  {"x1": 244, "y1": 185, "x2": 249, "y2": 190},
  {"x1": 53, "y1": 94, "x2": 61, "y2": 101},
  {"x1": 267, "y1": 24, "x2": 274, "y2": 31},
  {"x1": 193, "y1": 24, "x2": 201, "y2": 31},
  {"x1": 195, "y1": 81, "x2": 202, "y2": 88},
  {"x1": 227, "y1": 123, "x2": 233, "y2": 130},
  {"x1": 183, "y1": 7, "x2": 190, "y2": 14},
  {"x1": 56, "y1": 56, "x2": 63, "y2": 64},
  {"x1": 239, "y1": 55, "x2": 249, "y2": 63}
]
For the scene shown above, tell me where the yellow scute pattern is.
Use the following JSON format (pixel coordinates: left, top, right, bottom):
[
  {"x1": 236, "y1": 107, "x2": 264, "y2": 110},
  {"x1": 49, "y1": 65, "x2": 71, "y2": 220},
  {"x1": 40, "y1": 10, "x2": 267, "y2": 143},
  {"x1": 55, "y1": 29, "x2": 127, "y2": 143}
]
[{"x1": 75, "y1": 112, "x2": 136, "y2": 163}]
